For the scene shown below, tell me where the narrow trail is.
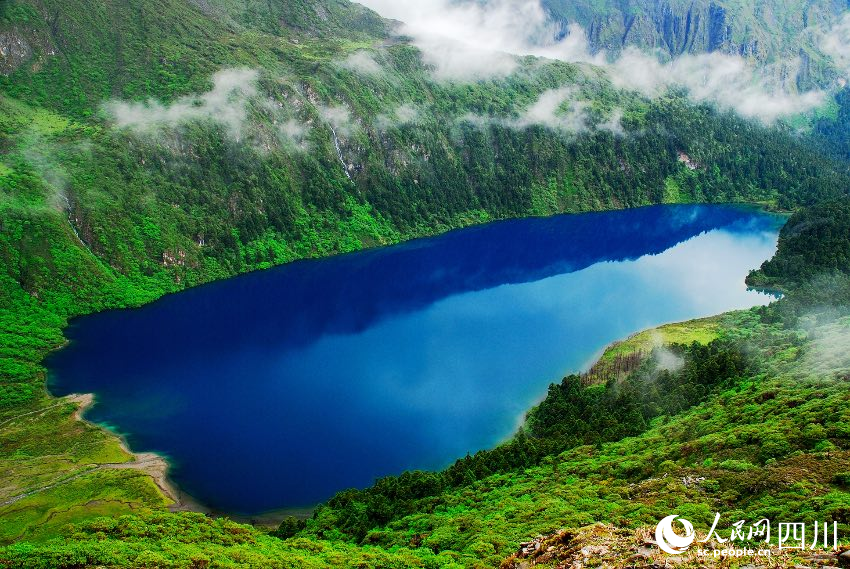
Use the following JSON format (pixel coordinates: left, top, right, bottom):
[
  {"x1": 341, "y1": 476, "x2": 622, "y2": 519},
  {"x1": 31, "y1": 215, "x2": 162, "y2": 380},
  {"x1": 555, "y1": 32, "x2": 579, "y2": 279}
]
[
  {"x1": 1, "y1": 455, "x2": 180, "y2": 509},
  {"x1": 0, "y1": 401, "x2": 68, "y2": 428},
  {"x1": 1, "y1": 394, "x2": 190, "y2": 512},
  {"x1": 1, "y1": 467, "x2": 98, "y2": 507}
]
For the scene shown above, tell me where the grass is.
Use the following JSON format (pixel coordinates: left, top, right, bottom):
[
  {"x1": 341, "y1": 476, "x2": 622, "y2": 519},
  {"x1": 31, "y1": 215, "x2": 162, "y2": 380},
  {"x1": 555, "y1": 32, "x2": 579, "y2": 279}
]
[
  {"x1": 597, "y1": 316, "x2": 721, "y2": 363},
  {"x1": 0, "y1": 392, "x2": 170, "y2": 543},
  {"x1": 0, "y1": 469, "x2": 168, "y2": 544}
]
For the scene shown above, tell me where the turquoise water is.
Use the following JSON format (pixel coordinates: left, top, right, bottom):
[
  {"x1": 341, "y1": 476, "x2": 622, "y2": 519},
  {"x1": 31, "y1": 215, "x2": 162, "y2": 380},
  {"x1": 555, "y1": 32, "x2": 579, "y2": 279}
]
[{"x1": 48, "y1": 205, "x2": 783, "y2": 514}]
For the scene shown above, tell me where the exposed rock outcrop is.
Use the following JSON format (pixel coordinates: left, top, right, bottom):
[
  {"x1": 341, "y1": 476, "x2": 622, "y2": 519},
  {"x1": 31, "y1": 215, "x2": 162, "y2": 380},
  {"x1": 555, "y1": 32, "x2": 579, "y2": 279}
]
[
  {"x1": 0, "y1": 30, "x2": 32, "y2": 75},
  {"x1": 544, "y1": 0, "x2": 846, "y2": 89}
]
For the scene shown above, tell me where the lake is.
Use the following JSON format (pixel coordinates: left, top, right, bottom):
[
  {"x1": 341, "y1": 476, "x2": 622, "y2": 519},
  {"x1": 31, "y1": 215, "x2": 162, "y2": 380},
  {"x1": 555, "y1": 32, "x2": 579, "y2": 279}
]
[{"x1": 48, "y1": 205, "x2": 784, "y2": 515}]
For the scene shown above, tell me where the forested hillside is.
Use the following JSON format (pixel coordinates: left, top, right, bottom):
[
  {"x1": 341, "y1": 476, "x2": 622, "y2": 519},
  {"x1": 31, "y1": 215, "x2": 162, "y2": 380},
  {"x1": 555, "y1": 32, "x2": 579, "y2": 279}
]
[
  {"x1": 814, "y1": 87, "x2": 850, "y2": 160},
  {"x1": 2, "y1": 0, "x2": 850, "y2": 567},
  {"x1": 748, "y1": 195, "x2": 850, "y2": 301}
]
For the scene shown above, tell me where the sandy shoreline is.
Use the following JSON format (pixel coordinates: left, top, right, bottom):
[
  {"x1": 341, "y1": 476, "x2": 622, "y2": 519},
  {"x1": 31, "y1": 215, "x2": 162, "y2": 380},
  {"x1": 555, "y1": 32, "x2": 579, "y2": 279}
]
[
  {"x1": 66, "y1": 392, "x2": 319, "y2": 525},
  {"x1": 66, "y1": 393, "x2": 207, "y2": 514}
]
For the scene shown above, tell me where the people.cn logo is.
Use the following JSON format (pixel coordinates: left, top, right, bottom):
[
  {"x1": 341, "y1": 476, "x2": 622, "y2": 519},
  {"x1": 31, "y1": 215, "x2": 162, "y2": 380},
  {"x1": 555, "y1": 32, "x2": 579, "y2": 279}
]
[{"x1": 655, "y1": 515, "x2": 696, "y2": 555}]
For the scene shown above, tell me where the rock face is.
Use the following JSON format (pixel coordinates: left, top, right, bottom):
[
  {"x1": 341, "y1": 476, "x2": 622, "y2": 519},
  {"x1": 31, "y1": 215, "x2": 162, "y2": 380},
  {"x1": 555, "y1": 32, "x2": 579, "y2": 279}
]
[
  {"x1": 543, "y1": 0, "x2": 847, "y2": 88},
  {"x1": 0, "y1": 30, "x2": 32, "y2": 75},
  {"x1": 579, "y1": 1, "x2": 730, "y2": 56}
]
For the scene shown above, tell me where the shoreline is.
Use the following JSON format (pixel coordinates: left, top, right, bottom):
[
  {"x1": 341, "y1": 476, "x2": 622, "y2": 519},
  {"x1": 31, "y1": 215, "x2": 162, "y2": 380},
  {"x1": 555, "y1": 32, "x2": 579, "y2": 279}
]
[
  {"x1": 62, "y1": 314, "x2": 727, "y2": 527},
  {"x1": 51, "y1": 204, "x2": 783, "y2": 527},
  {"x1": 66, "y1": 393, "x2": 207, "y2": 515},
  {"x1": 65, "y1": 392, "x2": 316, "y2": 524}
]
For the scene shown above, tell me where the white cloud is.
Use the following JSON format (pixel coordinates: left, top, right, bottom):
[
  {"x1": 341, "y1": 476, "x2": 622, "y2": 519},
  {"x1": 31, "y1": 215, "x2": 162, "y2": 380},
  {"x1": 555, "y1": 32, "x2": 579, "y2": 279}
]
[
  {"x1": 359, "y1": 0, "x2": 825, "y2": 122},
  {"x1": 460, "y1": 87, "x2": 623, "y2": 135},
  {"x1": 104, "y1": 68, "x2": 259, "y2": 138},
  {"x1": 610, "y1": 49, "x2": 825, "y2": 123},
  {"x1": 340, "y1": 50, "x2": 384, "y2": 76},
  {"x1": 356, "y1": 0, "x2": 600, "y2": 81},
  {"x1": 820, "y1": 13, "x2": 850, "y2": 80},
  {"x1": 515, "y1": 86, "x2": 589, "y2": 131},
  {"x1": 394, "y1": 104, "x2": 420, "y2": 124},
  {"x1": 318, "y1": 104, "x2": 357, "y2": 137},
  {"x1": 376, "y1": 103, "x2": 421, "y2": 129},
  {"x1": 654, "y1": 346, "x2": 685, "y2": 374},
  {"x1": 278, "y1": 118, "x2": 311, "y2": 151},
  {"x1": 598, "y1": 108, "x2": 625, "y2": 136}
]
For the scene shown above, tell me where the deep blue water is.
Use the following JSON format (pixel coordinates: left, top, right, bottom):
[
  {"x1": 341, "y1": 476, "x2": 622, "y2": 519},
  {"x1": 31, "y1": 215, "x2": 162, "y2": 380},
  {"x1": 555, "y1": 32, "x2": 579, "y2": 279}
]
[{"x1": 48, "y1": 205, "x2": 783, "y2": 514}]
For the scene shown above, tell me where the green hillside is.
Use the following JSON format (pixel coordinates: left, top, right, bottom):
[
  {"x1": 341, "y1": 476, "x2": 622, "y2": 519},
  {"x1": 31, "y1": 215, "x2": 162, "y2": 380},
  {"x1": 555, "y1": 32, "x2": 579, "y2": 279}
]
[{"x1": 1, "y1": 0, "x2": 850, "y2": 566}]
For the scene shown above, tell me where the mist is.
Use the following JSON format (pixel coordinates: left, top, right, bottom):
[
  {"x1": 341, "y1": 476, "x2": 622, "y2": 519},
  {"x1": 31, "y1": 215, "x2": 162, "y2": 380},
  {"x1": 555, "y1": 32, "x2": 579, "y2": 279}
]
[
  {"x1": 21, "y1": 130, "x2": 72, "y2": 213},
  {"x1": 820, "y1": 13, "x2": 850, "y2": 80},
  {"x1": 459, "y1": 87, "x2": 622, "y2": 134},
  {"x1": 375, "y1": 104, "x2": 421, "y2": 129},
  {"x1": 357, "y1": 0, "x2": 828, "y2": 123},
  {"x1": 610, "y1": 49, "x2": 825, "y2": 123},
  {"x1": 356, "y1": 0, "x2": 600, "y2": 80},
  {"x1": 804, "y1": 315, "x2": 850, "y2": 376},
  {"x1": 339, "y1": 50, "x2": 384, "y2": 77},
  {"x1": 318, "y1": 104, "x2": 357, "y2": 137},
  {"x1": 653, "y1": 348, "x2": 686, "y2": 375},
  {"x1": 515, "y1": 87, "x2": 588, "y2": 131},
  {"x1": 277, "y1": 118, "x2": 311, "y2": 151},
  {"x1": 798, "y1": 277, "x2": 850, "y2": 376},
  {"x1": 103, "y1": 68, "x2": 259, "y2": 139}
]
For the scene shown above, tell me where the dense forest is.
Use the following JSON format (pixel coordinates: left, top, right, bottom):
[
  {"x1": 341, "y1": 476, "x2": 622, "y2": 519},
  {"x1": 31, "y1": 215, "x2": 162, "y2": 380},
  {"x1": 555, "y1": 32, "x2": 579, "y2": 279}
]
[
  {"x1": 747, "y1": 196, "x2": 850, "y2": 310},
  {"x1": 751, "y1": 198, "x2": 850, "y2": 284},
  {"x1": 814, "y1": 88, "x2": 850, "y2": 162}
]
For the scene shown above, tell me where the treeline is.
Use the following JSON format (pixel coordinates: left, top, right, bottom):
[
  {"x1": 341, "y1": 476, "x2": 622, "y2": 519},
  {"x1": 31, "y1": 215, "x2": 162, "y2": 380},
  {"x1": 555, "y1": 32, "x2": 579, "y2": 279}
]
[
  {"x1": 813, "y1": 87, "x2": 850, "y2": 163},
  {"x1": 306, "y1": 340, "x2": 750, "y2": 542},
  {"x1": 747, "y1": 196, "x2": 850, "y2": 314},
  {"x1": 749, "y1": 197, "x2": 850, "y2": 288}
]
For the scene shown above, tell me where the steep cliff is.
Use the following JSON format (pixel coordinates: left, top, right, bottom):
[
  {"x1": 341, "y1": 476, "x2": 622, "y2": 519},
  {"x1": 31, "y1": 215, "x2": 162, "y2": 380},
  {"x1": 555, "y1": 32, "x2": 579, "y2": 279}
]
[{"x1": 543, "y1": 0, "x2": 846, "y2": 89}]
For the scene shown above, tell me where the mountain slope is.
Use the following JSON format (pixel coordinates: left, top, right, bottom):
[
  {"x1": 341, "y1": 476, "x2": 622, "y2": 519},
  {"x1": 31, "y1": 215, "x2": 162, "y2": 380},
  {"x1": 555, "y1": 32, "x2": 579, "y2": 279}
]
[{"x1": 542, "y1": 0, "x2": 846, "y2": 89}]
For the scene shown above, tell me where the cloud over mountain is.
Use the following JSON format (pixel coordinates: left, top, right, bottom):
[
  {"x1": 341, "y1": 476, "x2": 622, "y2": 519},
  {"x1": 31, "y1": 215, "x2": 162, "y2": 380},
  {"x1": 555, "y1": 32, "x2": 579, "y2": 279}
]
[
  {"x1": 104, "y1": 68, "x2": 259, "y2": 138},
  {"x1": 359, "y1": 0, "x2": 827, "y2": 123}
]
